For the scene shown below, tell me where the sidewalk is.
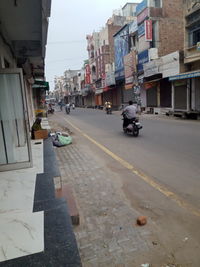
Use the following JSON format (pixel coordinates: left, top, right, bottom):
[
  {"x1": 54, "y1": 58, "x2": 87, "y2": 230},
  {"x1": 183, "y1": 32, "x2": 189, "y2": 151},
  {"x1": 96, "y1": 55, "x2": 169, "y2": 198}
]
[
  {"x1": 50, "y1": 117, "x2": 175, "y2": 267},
  {"x1": 0, "y1": 118, "x2": 81, "y2": 266}
]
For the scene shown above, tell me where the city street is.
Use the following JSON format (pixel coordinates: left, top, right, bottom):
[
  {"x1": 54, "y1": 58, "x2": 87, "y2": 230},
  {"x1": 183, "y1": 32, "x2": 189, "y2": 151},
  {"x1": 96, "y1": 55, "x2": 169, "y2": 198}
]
[{"x1": 49, "y1": 107, "x2": 200, "y2": 266}]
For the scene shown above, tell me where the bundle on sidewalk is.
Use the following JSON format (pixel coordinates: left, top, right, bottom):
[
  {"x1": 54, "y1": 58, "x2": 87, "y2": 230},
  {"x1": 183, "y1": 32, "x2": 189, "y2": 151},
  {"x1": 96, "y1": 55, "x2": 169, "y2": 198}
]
[{"x1": 50, "y1": 131, "x2": 72, "y2": 147}]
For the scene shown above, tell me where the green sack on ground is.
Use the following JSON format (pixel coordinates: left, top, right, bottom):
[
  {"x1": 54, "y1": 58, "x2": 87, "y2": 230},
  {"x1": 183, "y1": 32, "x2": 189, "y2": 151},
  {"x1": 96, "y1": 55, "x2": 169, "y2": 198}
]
[{"x1": 58, "y1": 135, "x2": 72, "y2": 145}]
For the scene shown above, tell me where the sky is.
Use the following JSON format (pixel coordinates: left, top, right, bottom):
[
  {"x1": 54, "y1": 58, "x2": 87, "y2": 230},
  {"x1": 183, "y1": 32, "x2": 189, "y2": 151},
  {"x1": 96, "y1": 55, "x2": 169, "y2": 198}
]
[{"x1": 45, "y1": 0, "x2": 141, "y2": 90}]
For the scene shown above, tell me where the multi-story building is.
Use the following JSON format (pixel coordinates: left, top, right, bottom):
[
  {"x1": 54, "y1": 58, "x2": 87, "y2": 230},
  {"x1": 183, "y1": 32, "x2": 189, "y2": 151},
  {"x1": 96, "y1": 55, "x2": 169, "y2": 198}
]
[
  {"x1": 136, "y1": 0, "x2": 185, "y2": 113},
  {"x1": 86, "y1": 4, "x2": 138, "y2": 108},
  {"x1": 54, "y1": 76, "x2": 65, "y2": 101},
  {"x1": 86, "y1": 15, "x2": 127, "y2": 107},
  {"x1": 63, "y1": 69, "x2": 81, "y2": 104},
  {"x1": 169, "y1": 0, "x2": 200, "y2": 118}
]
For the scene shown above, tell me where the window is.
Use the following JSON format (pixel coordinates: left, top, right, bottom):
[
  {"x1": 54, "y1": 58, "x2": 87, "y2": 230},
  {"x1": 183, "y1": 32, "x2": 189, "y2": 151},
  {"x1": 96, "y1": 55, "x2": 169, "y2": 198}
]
[
  {"x1": 189, "y1": 28, "x2": 200, "y2": 47},
  {"x1": 152, "y1": 0, "x2": 162, "y2": 8}
]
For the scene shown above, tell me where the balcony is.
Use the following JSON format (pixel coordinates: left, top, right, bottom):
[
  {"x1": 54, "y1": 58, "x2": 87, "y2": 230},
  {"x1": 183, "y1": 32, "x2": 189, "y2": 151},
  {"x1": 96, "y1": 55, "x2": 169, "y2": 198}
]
[{"x1": 184, "y1": 45, "x2": 200, "y2": 64}]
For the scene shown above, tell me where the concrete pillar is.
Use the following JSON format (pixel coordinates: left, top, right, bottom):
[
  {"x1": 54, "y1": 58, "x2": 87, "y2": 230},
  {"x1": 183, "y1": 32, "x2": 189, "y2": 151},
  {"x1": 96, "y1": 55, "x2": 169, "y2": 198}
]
[
  {"x1": 171, "y1": 82, "x2": 175, "y2": 111},
  {"x1": 187, "y1": 79, "x2": 190, "y2": 112},
  {"x1": 157, "y1": 83, "x2": 160, "y2": 107},
  {"x1": 191, "y1": 78, "x2": 195, "y2": 110}
]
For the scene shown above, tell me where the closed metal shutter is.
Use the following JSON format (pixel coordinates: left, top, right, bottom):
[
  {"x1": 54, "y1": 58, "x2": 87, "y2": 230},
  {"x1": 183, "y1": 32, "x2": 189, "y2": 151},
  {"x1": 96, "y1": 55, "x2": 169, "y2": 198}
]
[
  {"x1": 146, "y1": 87, "x2": 157, "y2": 107},
  {"x1": 195, "y1": 78, "x2": 200, "y2": 111},
  {"x1": 174, "y1": 85, "x2": 187, "y2": 110},
  {"x1": 160, "y1": 79, "x2": 171, "y2": 107},
  {"x1": 123, "y1": 88, "x2": 134, "y2": 104}
]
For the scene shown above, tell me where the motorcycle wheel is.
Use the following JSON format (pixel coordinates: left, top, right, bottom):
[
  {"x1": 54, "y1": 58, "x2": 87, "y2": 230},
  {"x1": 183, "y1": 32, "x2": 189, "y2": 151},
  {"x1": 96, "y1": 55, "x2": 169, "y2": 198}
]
[{"x1": 132, "y1": 126, "x2": 139, "y2": 137}]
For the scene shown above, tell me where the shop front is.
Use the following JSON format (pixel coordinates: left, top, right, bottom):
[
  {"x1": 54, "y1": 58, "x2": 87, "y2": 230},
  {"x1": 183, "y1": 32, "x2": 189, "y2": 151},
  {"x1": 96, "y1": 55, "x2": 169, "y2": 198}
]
[
  {"x1": 95, "y1": 89, "x2": 103, "y2": 107},
  {"x1": 144, "y1": 80, "x2": 159, "y2": 108},
  {"x1": 0, "y1": 69, "x2": 32, "y2": 171},
  {"x1": 169, "y1": 70, "x2": 200, "y2": 117}
]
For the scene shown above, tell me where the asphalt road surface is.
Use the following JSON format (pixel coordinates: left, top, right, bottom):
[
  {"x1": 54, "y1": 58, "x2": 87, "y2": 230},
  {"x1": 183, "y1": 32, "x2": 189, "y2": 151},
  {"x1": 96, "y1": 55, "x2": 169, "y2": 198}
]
[
  {"x1": 58, "y1": 107, "x2": 200, "y2": 208},
  {"x1": 53, "y1": 107, "x2": 200, "y2": 265}
]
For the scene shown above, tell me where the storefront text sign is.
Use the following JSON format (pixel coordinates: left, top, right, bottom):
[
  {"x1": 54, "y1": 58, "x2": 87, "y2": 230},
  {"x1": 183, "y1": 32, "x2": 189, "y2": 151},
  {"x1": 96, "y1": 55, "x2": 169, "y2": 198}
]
[
  {"x1": 137, "y1": 8, "x2": 149, "y2": 25},
  {"x1": 145, "y1": 20, "x2": 152, "y2": 41},
  {"x1": 136, "y1": 0, "x2": 148, "y2": 15}
]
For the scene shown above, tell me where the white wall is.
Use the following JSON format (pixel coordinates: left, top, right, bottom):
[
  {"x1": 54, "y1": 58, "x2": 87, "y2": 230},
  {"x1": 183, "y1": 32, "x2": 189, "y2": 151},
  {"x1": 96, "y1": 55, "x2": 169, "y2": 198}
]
[{"x1": 0, "y1": 36, "x2": 16, "y2": 68}]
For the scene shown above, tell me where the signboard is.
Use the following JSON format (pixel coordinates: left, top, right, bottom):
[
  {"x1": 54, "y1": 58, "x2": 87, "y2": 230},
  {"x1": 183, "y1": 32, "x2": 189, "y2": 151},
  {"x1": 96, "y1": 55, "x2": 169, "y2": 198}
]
[
  {"x1": 102, "y1": 73, "x2": 106, "y2": 89},
  {"x1": 144, "y1": 60, "x2": 161, "y2": 77},
  {"x1": 85, "y1": 64, "x2": 91, "y2": 84},
  {"x1": 197, "y1": 42, "x2": 200, "y2": 51},
  {"x1": 129, "y1": 20, "x2": 138, "y2": 34},
  {"x1": 114, "y1": 25, "x2": 129, "y2": 80},
  {"x1": 138, "y1": 35, "x2": 150, "y2": 52},
  {"x1": 136, "y1": 0, "x2": 148, "y2": 15},
  {"x1": 144, "y1": 81, "x2": 159, "y2": 90},
  {"x1": 169, "y1": 71, "x2": 200, "y2": 81},
  {"x1": 137, "y1": 8, "x2": 149, "y2": 25},
  {"x1": 160, "y1": 51, "x2": 180, "y2": 78},
  {"x1": 105, "y1": 71, "x2": 116, "y2": 86},
  {"x1": 138, "y1": 23, "x2": 145, "y2": 37},
  {"x1": 145, "y1": 20, "x2": 152, "y2": 41},
  {"x1": 125, "y1": 84, "x2": 133, "y2": 90},
  {"x1": 137, "y1": 50, "x2": 149, "y2": 72},
  {"x1": 124, "y1": 51, "x2": 137, "y2": 85},
  {"x1": 138, "y1": 50, "x2": 149, "y2": 65}
]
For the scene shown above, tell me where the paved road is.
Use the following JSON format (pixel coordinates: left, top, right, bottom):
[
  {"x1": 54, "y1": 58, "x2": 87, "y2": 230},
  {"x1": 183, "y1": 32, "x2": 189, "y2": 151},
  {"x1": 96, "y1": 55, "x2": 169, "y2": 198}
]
[
  {"x1": 59, "y1": 108, "x2": 200, "y2": 208},
  {"x1": 52, "y1": 108, "x2": 200, "y2": 266}
]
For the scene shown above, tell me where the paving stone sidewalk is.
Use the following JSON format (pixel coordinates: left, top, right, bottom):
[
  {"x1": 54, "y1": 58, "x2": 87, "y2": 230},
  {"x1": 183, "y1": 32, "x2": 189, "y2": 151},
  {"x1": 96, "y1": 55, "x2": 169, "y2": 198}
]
[{"x1": 49, "y1": 123, "x2": 164, "y2": 267}]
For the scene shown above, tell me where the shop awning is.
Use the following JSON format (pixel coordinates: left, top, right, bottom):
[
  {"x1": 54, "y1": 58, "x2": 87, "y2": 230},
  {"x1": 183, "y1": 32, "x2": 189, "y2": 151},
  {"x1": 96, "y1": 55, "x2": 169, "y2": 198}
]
[
  {"x1": 32, "y1": 80, "x2": 49, "y2": 90},
  {"x1": 169, "y1": 70, "x2": 200, "y2": 81}
]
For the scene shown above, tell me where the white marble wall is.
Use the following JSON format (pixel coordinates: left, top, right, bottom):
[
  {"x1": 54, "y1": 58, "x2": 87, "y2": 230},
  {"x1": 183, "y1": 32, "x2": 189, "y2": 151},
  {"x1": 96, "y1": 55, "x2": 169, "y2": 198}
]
[{"x1": 0, "y1": 139, "x2": 45, "y2": 262}]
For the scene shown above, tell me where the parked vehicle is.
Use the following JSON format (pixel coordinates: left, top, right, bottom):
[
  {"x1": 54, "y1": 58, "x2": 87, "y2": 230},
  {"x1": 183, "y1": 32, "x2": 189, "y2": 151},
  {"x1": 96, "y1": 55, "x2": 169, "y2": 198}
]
[{"x1": 122, "y1": 117, "x2": 142, "y2": 137}]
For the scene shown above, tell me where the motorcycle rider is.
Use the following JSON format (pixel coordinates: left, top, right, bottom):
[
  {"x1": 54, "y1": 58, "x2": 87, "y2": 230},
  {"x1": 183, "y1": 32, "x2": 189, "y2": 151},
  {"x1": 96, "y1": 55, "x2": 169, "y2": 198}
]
[
  {"x1": 65, "y1": 103, "x2": 71, "y2": 114},
  {"x1": 122, "y1": 100, "x2": 137, "y2": 129},
  {"x1": 104, "y1": 101, "x2": 112, "y2": 113}
]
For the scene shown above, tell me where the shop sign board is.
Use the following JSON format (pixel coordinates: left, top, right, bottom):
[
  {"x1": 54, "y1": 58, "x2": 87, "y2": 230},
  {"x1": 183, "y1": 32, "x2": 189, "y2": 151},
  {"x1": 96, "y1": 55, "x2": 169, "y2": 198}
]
[
  {"x1": 137, "y1": 8, "x2": 149, "y2": 25},
  {"x1": 136, "y1": 0, "x2": 148, "y2": 15},
  {"x1": 138, "y1": 23, "x2": 145, "y2": 37},
  {"x1": 124, "y1": 50, "x2": 137, "y2": 84},
  {"x1": 129, "y1": 20, "x2": 138, "y2": 34},
  {"x1": 145, "y1": 20, "x2": 152, "y2": 41}
]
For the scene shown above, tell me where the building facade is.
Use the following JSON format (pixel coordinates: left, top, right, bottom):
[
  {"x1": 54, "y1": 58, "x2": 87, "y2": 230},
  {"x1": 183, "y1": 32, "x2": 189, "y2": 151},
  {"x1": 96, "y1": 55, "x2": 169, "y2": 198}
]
[
  {"x1": 136, "y1": 0, "x2": 185, "y2": 113},
  {"x1": 0, "y1": 0, "x2": 51, "y2": 171},
  {"x1": 169, "y1": 0, "x2": 200, "y2": 117}
]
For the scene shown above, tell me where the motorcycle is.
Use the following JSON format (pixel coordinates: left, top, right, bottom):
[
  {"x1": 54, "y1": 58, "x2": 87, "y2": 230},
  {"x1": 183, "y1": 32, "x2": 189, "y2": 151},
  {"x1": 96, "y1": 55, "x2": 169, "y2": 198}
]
[
  {"x1": 106, "y1": 105, "x2": 112, "y2": 114},
  {"x1": 48, "y1": 107, "x2": 54, "y2": 114},
  {"x1": 65, "y1": 105, "x2": 70, "y2": 114},
  {"x1": 122, "y1": 116, "x2": 142, "y2": 137}
]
